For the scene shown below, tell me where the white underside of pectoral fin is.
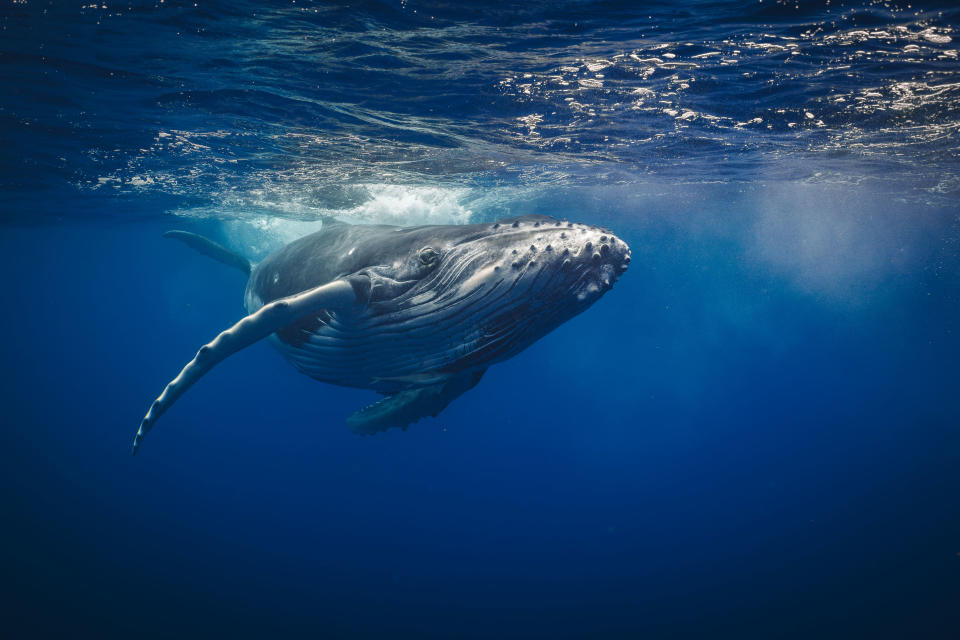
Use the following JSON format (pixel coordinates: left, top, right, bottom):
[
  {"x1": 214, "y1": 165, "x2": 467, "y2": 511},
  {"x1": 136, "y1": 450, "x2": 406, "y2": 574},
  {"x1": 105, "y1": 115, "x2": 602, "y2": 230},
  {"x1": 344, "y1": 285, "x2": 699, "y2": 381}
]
[{"x1": 132, "y1": 278, "x2": 359, "y2": 455}]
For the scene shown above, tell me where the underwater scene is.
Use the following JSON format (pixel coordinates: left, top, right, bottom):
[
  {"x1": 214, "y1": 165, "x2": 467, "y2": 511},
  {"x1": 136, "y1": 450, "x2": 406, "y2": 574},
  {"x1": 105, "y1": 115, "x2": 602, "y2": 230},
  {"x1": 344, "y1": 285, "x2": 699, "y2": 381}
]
[{"x1": 2, "y1": 1, "x2": 959, "y2": 637}]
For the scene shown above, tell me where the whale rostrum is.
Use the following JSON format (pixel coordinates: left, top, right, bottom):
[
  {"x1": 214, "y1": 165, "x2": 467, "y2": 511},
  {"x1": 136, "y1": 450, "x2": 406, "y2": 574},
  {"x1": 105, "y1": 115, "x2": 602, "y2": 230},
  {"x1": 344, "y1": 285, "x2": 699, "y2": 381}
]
[{"x1": 133, "y1": 215, "x2": 630, "y2": 454}]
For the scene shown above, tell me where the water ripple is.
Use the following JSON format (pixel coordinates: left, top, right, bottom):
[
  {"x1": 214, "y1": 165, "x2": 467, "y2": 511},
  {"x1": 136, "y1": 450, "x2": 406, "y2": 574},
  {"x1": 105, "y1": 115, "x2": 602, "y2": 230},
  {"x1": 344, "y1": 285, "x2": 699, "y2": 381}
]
[{"x1": 1, "y1": 0, "x2": 957, "y2": 222}]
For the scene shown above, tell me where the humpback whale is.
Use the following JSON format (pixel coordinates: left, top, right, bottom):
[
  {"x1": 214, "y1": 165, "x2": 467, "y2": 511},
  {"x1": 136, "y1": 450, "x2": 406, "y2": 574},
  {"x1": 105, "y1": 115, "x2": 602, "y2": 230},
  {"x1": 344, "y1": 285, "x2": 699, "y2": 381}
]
[{"x1": 133, "y1": 215, "x2": 630, "y2": 454}]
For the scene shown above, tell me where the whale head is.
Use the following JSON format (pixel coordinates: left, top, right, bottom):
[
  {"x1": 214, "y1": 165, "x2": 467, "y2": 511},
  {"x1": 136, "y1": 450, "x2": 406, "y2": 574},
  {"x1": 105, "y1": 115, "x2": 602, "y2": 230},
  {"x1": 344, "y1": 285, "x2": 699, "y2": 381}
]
[{"x1": 329, "y1": 214, "x2": 631, "y2": 378}]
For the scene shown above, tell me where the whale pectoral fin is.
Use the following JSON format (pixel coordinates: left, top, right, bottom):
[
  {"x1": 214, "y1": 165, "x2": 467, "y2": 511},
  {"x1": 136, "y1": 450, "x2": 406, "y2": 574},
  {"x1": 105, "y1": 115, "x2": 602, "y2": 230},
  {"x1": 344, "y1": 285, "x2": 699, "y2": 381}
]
[
  {"x1": 132, "y1": 278, "x2": 361, "y2": 455},
  {"x1": 346, "y1": 370, "x2": 486, "y2": 435}
]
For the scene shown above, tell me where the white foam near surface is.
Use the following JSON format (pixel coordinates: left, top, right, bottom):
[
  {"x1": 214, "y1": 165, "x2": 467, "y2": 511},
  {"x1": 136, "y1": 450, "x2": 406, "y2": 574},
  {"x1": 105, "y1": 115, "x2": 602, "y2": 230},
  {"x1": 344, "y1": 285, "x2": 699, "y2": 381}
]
[
  {"x1": 183, "y1": 183, "x2": 477, "y2": 260},
  {"x1": 339, "y1": 184, "x2": 474, "y2": 227}
]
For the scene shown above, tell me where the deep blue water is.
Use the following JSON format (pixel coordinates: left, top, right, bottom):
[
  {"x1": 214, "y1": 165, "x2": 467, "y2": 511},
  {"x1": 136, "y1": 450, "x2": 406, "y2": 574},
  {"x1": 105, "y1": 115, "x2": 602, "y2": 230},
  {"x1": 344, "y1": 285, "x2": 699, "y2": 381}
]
[{"x1": 2, "y1": 1, "x2": 960, "y2": 638}]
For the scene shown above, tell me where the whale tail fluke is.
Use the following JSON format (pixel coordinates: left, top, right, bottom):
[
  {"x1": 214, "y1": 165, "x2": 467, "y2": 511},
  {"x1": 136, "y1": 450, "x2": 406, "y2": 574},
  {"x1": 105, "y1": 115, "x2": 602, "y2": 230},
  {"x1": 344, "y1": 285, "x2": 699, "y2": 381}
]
[{"x1": 163, "y1": 230, "x2": 251, "y2": 275}]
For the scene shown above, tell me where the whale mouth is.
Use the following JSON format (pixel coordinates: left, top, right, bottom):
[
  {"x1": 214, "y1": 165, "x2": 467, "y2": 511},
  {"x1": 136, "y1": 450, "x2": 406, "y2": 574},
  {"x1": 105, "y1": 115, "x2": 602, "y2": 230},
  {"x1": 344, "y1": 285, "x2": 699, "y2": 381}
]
[{"x1": 575, "y1": 265, "x2": 616, "y2": 301}]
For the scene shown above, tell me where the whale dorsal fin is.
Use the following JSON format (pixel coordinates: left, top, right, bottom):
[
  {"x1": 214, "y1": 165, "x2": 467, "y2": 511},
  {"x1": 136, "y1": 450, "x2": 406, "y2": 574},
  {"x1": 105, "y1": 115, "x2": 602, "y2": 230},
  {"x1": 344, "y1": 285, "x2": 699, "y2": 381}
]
[
  {"x1": 163, "y1": 230, "x2": 251, "y2": 275},
  {"x1": 319, "y1": 214, "x2": 349, "y2": 229}
]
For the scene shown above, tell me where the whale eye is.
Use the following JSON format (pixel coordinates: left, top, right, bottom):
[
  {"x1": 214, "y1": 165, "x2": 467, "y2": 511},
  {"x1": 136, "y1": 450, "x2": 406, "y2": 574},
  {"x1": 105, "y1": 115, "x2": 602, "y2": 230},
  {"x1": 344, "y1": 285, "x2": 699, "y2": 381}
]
[{"x1": 418, "y1": 246, "x2": 440, "y2": 267}]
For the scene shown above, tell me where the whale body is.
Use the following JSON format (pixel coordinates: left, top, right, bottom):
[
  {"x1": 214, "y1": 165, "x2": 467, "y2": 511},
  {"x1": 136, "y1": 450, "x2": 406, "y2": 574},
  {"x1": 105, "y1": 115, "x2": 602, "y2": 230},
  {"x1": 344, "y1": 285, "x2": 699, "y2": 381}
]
[{"x1": 133, "y1": 215, "x2": 630, "y2": 454}]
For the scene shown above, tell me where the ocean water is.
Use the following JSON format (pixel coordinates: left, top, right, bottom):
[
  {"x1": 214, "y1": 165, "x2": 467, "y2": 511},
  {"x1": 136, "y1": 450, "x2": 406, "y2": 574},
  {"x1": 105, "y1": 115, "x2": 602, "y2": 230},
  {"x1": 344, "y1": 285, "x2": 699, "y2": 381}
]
[{"x1": 2, "y1": 1, "x2": 959, "y2": 637}]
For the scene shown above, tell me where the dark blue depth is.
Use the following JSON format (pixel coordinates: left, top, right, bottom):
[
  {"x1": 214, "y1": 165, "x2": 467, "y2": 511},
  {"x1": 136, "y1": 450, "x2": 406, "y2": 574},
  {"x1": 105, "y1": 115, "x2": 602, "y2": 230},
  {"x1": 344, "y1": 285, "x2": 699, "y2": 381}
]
[{"x1": 1, "y1": 2, "x2": 959, "y2": 638}]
